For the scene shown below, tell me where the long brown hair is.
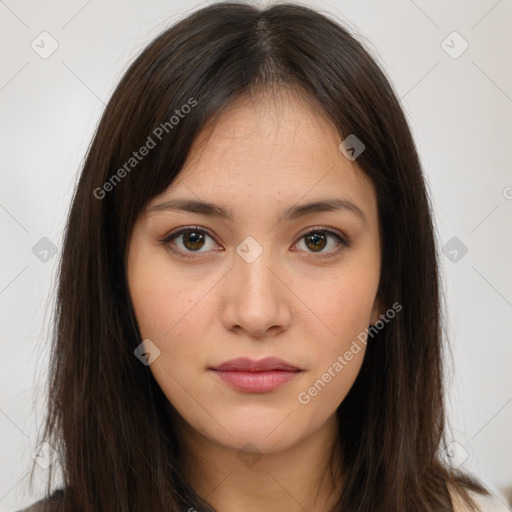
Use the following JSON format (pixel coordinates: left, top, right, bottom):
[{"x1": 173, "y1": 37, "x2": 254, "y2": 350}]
[{"x1": 32, "y1": 2, "x2": 490, "y2": 510}]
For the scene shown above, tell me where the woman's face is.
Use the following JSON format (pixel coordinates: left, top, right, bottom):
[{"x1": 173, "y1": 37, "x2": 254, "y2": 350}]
[{"x1": 126, "y1": 88, "x2": 382, "y2": 456}]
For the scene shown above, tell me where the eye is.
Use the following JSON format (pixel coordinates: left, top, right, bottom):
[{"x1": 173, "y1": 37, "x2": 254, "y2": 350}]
[
  {"x1": 292, "y1": 228, "x2": 350, "y2": 258},
  {"x1": 159, "y1": 226, "x2": 350, "y2": 260},
  {"x1": 160, "y1": 226, "x2": 218, "y2": 259}
]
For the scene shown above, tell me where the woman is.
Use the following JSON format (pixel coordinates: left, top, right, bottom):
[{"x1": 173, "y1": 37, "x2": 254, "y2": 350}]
[{"x1": 19, "y1": 2, "x2": 501, "y2": 511}]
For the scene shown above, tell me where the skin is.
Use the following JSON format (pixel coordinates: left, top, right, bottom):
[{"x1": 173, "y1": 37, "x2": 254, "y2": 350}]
[{"x1": 126, "y1": 86, "x2": 383, "y2": 512}]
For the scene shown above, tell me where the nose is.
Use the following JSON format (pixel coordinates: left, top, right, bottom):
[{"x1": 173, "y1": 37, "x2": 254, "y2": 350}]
[{"x1": 219, "y1": 247, "x2": 292, "y2": 339}]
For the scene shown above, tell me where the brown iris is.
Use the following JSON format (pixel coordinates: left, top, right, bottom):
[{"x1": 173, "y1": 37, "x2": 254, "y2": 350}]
[
  {"x1": 304, "y1": 232, "x2": 327, "y2": 252},
  {"x1": 182, "y1": 231, "x2": 206, "y2": 251}
]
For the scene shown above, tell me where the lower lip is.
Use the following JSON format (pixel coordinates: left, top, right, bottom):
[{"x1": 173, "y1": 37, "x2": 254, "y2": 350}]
[{"x1": 211, "y1": 369, "x2": 301, "y2": 393}]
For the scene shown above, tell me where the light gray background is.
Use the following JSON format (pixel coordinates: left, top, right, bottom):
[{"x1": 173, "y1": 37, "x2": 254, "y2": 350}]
[{"x1": 1, "y1": 1, "x2": 511, "y2": 510}]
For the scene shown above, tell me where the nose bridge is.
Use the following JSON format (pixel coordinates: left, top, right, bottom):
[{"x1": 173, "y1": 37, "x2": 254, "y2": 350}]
[
  {"x1": 235, "y1": 234, "x2": 279, "y2": 302},
  {"x1": 222, "y1": 234, "x2": 291, "y2": 336}
]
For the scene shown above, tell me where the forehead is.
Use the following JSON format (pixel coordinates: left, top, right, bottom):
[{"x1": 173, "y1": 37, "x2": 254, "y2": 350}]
[
  {"x1": 147, "y1": 87, "x2": 378, "y2": 228},
  {"x1": 181, "y1": 87, "x2": 349, "y2": 176}
]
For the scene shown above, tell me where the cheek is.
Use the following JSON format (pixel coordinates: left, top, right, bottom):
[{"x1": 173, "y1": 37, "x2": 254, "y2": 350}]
[
  {"x1": 300, "y1": 347, "x2": 365, "y2": 411},
  {"x1": 304, "y1": 265, "x2": 378, "y2": 343},
  {"x1": 299, "y1": 260, "x2": 377, "y2": 399},
  {"x1": 297, "y1": 288, "x2": 369, "y2": 411},
  {"x1": 129, "y1": 241, "x2": 204, "y2": 333},
  {"x1": 129, "y1": 270, "x2": 211, "y2": 413},
  {"x1": 127, "y1": 250, "x2": 216, "y2": 373}
]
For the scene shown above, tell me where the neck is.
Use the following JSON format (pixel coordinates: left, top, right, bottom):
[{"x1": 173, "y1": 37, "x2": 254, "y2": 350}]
[{"x1": 174, "y1": 412, "x2": 344, "y2": 512}]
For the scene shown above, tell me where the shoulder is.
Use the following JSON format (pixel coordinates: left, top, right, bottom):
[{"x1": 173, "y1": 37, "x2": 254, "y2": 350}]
[
  {"x1": 16, "y1": 488, "x2": 64, "y2": 512},
  {"x1": 450, "y1": 486, "x2": 510, "y2": 512}
]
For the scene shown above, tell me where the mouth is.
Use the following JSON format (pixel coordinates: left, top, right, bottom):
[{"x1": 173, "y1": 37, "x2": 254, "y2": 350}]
[{"x1": 209, "y1": 357, "x2": 303, "y2": 393}]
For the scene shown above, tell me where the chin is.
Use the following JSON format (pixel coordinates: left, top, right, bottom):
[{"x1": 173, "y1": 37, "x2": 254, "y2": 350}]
[{"x1": 206, "y1": 413, "x2": 308, "y2": 453}]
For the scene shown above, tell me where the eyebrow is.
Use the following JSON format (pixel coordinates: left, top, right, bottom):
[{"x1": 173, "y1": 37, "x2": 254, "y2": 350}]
[{"x1": 147, "y1": 197, "x2": 368, "y2": 227}]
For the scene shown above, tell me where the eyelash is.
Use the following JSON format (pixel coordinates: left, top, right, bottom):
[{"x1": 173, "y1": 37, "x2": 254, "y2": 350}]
[{"x1": 159, "y1": 225, "x2": 350, "y2": 261}]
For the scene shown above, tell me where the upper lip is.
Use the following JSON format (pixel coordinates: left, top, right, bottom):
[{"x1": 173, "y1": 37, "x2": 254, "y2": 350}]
[{"x1": 210, "y1": 357, "x2": 301, "y2": 372}]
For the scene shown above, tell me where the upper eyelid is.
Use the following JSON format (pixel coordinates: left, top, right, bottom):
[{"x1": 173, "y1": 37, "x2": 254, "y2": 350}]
[
  {"x1": 161, "y1": 225, "x2": 216, "y2": 243},
  {"x1": 161, "y1": 225, "x2": 348, "y2": 243}
]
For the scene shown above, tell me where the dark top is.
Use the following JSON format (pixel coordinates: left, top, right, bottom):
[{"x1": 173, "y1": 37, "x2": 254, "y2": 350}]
[
  {"x1": 16, "y1": 488, "x2": 197, "y2": 511},
  {"x1": 16, "y1": 489, "x2": 64, "y2": 512}
]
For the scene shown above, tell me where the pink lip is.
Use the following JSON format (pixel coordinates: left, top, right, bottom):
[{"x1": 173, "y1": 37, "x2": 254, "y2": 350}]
[
  {"x1": 211, "y1": 356, "x2": 301, "y2": 372},
  {"x1": 209, "y1": 357, "x2": 302, "y2": 393}
]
